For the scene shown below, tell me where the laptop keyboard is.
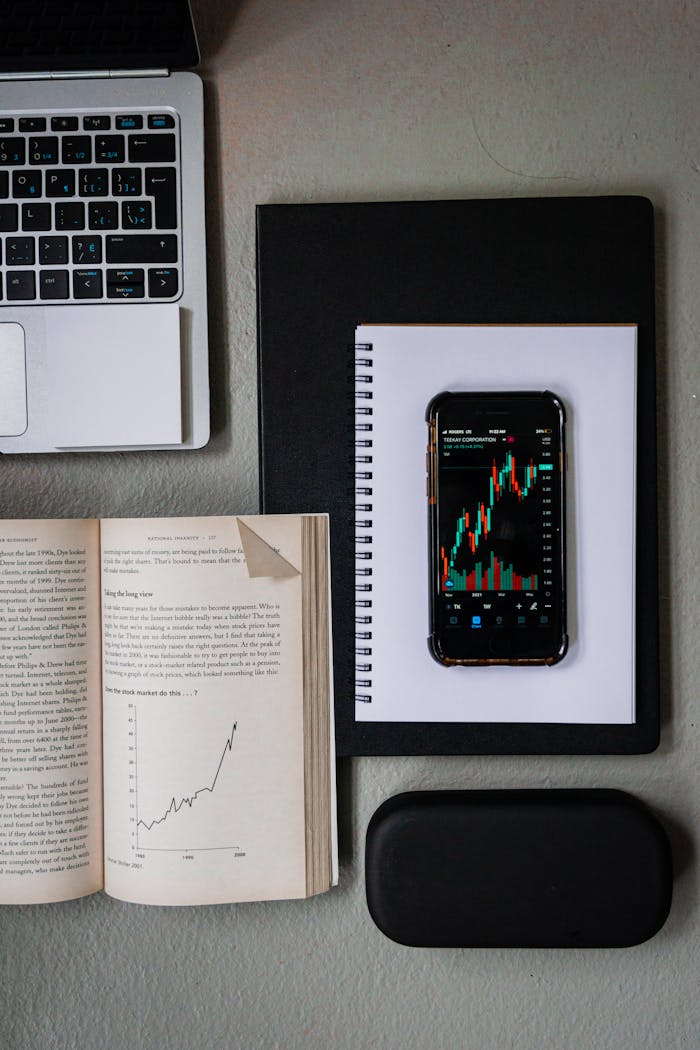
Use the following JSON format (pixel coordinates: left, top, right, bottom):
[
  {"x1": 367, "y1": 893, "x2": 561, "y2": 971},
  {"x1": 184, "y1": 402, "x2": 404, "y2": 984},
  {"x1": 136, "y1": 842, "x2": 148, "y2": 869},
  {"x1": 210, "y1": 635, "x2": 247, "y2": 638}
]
[{"x1": 0, "y1": 110, "x2": 181, "y2": 303}]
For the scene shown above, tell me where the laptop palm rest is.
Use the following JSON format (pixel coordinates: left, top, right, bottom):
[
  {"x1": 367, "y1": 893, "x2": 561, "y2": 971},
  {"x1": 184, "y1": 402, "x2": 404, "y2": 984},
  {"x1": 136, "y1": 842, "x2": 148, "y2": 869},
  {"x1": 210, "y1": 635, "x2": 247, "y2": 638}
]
[
  {"x1": 46, "y1": 303, "x2": 182, "y2": 448},
  {"x1": 0, "y1": 323, "x2": 28, "y2": 437}
]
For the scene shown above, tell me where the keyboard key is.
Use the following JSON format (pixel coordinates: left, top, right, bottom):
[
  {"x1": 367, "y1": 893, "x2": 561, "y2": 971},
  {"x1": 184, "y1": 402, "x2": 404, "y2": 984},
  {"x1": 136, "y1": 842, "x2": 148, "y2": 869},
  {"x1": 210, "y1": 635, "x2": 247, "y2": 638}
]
[
  {"x1": 107, "y1": 283, "x2": 145, "y2": 300},
  {"x1": 73, "y1": 269, "x2": 102, "y2": 298},
  {"x1": 148, "y1": 114, "x2": 175, "y2": 130},
  {"x1": 0, "y1": 138, "x2": 25, "y2": 165},
  {"x1": 148, "y1": 267, "x2": 179, "y2": 298},
  {"x1": 0, "y1": 119, "x2": 14, "y2": 133},
  {"x1": 88, "y1": 201, "x2": 118, "y2": 230},
  {"x1": 79, "y1": 168, "x2": 108, "y2": 196},
  {"x1": 46, "y1": 170, "x2": 76, "y2": 197},
  {"x1": 0, "y1": 171, "x2": 9, "y2": 198},
  {"x1": 51, "y1": 116, "x2": 79, "y2": 132},
  {"x1": 116, "y1": 115, "x2": 143, "y2": 130},
  {"x1": 6, "y1": 237, "x2": 34, "y2": 265},
  {"x1": 108, "y1": 268, "x2": 144, "y2": 284},
  {"x1": 0, "y1": 204, "x2": 19, "y2": 231},
  {"x1": 72, "y1": 235, "x2": 102, "y2": 264},
  {"x1": 39, "y1": 236, "x2": 68, "y2": 265},
  {"x1": 84, "y1": 115, "x2": 111, "y2": 131},
  {"x1": 112, "y1": 168, "x2": 142, "y2": 196},
  {"x1": 19, "y1": 117, "x2": 46, "y2": 133},
  {"x1": 22, "y1": 203, "x2": 51, "y2": 231},
  {"x1": 62, "y1": 136, "x2": 92, "y2": 165},
  {"x1": 95, "y1": 135, "x2": 125, "y2": 164},
  {"x1": 128, "y1": 134, "x2": 176, "y2": 164},
  {"x1": 29, "y1": 136, "x2": 59, "y2": 165},
  {"x1": 6, "y1": 271, "x2": 35, "y2": 300},
  {"x1": 55, "y1": 202, "x2": 84, "y2": 230},
  {"x1": 144, "y1": 167, "x2": 177, "y2": 229},
  {"x1": 106, "y1": 234, "x2": 178, "y2": 264},
  {"x1": 107, "y1": 268, "x2": 145, "y2": 298},
  {"x1": 122, "y1": 200, "x2": 152, "y2": 228},
  {"x1": 12, "y1": 170, "x2": 42, "y2": 198},
  {"x1": 39, "y1": 270, "x2": 69, "y2": 300}
]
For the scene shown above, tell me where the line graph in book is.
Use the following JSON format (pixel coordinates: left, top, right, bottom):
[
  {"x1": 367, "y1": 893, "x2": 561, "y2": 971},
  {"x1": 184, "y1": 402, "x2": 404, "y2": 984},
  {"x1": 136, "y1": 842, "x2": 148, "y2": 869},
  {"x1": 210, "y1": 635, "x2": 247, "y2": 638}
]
[{"x1": 127, "y1": 703, "x2": 245, "y2": 853}]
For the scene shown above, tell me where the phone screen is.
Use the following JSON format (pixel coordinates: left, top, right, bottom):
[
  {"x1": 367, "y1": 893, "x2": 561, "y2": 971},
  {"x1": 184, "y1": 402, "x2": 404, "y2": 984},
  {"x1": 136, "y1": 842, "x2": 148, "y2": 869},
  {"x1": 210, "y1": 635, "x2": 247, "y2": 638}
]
[{"x1": 428, "y1": 392, "x2": 567, "y2": 664}]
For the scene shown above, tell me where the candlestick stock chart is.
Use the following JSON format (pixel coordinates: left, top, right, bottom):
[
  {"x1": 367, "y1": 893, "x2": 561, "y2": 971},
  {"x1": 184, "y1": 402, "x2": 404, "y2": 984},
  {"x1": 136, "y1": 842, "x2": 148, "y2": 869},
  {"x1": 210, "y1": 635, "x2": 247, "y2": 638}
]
[{"x1": 440, "y1": 448, "x2": 554, "y2": 594}]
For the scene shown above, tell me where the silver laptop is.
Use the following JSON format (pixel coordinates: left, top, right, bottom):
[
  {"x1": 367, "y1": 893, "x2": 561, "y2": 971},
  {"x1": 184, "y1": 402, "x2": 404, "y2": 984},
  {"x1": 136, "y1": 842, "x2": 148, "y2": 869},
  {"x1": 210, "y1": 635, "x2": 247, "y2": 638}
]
[{"x1": 0, "y1": 0, "x2": 209, "y2": 453}]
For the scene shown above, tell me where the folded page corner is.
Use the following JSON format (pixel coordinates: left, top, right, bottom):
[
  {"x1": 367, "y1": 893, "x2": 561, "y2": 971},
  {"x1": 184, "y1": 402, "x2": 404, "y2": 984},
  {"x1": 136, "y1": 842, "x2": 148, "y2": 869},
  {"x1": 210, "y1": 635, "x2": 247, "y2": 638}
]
[{"x1": 236, "y1": 517, "x2": 300, "y2": 578}]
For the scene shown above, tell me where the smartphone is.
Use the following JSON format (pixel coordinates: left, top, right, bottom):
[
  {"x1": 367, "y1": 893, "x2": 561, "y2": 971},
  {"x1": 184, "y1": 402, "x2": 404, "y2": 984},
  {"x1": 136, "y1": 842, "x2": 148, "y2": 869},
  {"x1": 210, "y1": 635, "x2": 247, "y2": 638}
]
[{"x1": 427, "y1": 391, "x2": 567, "y2": 666}]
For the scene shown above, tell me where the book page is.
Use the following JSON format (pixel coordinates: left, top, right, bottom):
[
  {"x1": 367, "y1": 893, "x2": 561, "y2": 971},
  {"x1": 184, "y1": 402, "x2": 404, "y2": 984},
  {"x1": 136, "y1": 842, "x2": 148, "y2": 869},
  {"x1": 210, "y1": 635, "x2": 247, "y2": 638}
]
[
  {"x1": 100, "y1": 516, "x2": 308, "y2": 905},
  {"x1": 0, "y1": 519, "x2": 103, "y2": 904}
]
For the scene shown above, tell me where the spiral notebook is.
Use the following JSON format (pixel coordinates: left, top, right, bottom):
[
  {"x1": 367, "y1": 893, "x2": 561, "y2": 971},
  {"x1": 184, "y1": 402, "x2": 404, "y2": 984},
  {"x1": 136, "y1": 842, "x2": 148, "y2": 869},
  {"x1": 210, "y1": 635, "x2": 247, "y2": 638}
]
[
  {"x1": 353, "y1": 324, "x2": 637, "y2": 726},
  {"x1": 256, "y1": 196, "x2": 659, "y2": 754}
]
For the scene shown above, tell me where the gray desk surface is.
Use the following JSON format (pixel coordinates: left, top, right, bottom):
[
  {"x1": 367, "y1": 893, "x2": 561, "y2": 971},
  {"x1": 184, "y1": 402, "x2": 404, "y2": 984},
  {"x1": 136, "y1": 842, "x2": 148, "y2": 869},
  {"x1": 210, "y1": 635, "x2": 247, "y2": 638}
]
[{"x1": 2, "y1": 2, "x2": 698, "y2": 1047}]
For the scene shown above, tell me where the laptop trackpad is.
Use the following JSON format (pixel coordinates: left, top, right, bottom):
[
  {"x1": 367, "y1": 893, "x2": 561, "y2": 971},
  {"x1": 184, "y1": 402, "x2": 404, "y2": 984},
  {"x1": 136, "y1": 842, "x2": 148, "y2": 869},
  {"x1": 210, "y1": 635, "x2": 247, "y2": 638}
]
[
  {"x1": 47, "y1": 304, "x2": 182, "y2": 448},
  {"x1": 0, "y1": 323, "x2": 28, "y2": 437}
]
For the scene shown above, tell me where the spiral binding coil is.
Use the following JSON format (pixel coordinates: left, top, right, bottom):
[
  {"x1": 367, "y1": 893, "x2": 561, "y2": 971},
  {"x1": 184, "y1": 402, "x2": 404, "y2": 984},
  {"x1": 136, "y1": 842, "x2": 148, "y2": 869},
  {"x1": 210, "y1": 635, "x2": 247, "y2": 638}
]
[{"x1": 355, "y1": 343, "x2": 373, "y2": 702}]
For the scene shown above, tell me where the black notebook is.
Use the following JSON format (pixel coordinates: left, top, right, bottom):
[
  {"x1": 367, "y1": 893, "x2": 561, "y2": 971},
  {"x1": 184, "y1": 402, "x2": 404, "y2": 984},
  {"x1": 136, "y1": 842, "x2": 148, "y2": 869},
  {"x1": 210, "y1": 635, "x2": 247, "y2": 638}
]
[{"x1": 256, "y1": 196, "x2": 659, "y2": 756}]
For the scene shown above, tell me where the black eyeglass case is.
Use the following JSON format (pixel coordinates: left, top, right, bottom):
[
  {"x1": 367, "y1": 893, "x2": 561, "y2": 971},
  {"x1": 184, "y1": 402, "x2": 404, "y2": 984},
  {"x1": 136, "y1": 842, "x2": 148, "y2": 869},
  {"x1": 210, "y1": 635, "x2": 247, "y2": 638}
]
[{"x1": 365, "y1": 789, "x2": 672, "y2": 948}]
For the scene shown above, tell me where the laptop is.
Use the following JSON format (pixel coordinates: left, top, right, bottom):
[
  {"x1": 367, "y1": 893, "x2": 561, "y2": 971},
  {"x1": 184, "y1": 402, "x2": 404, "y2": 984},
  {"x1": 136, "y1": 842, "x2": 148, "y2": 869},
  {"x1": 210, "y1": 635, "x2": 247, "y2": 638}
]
[{"x1": 0, "y1": 0, "x2": 209, "y2": 453}]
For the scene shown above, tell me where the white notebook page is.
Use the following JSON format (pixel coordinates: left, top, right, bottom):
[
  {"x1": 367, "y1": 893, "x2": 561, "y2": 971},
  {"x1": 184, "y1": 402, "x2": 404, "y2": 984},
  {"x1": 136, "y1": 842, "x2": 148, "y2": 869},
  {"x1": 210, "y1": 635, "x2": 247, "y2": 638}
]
[{"x1": 355, "y1": 325, "x2": 637, "y2": 725}]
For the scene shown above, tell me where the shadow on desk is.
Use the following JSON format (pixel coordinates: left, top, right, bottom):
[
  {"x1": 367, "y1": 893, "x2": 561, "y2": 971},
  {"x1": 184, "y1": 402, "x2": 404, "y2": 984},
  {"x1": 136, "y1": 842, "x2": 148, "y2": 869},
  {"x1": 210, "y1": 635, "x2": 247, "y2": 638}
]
[{"x1": 190, "y1": 0, "x2": 243, "y2": 67}]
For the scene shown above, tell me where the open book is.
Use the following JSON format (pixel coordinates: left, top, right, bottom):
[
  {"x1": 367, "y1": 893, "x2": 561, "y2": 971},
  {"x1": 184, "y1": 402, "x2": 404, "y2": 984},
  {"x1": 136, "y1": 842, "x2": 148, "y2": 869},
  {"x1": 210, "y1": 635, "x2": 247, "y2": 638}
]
[{"x1": 0, "y1": 514, "x2": 336, "y2": 906}]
